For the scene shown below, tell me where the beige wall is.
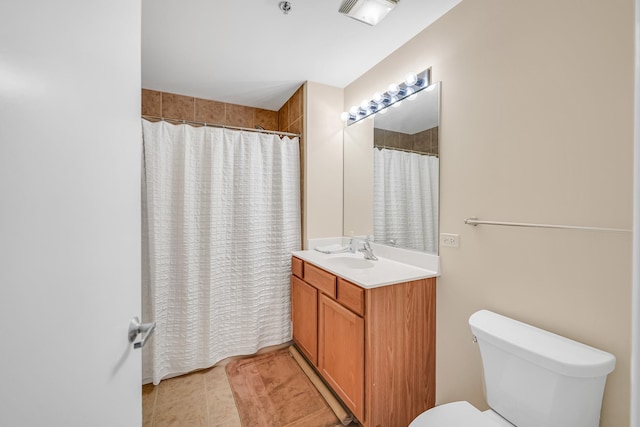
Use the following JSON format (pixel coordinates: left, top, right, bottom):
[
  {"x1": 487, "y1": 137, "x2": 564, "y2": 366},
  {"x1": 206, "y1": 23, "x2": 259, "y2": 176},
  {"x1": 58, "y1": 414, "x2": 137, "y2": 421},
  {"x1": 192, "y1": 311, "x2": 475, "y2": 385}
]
[
  {"x1": 344, "y1": 0, "x2": 634, "y2": 425},
  {"x1": 304, "y1": 82, "x2": 344, "y2": 246}
]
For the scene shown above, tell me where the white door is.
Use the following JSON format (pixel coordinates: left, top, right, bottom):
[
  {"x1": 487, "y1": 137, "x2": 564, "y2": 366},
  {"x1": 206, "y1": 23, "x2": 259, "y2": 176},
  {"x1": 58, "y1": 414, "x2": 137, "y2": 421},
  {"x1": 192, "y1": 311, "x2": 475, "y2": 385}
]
[{"x1": 0, "y1": 1, "x2": 142, "y2": 426}]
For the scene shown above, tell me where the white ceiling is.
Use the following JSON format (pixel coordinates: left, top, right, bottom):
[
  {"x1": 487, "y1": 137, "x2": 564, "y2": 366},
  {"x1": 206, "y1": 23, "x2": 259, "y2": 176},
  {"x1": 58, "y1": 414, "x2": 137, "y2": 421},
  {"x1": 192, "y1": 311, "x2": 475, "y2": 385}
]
[{"x1": 142, "y1": 0, "x2": 461, "y2": 111}]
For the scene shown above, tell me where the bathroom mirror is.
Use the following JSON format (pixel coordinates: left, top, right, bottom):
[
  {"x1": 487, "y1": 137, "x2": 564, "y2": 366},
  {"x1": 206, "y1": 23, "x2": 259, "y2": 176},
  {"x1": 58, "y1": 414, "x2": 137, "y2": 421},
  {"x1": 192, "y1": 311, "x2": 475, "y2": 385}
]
[{"x1": 343, "y1": 82, "x2": 440, "y2": 254}]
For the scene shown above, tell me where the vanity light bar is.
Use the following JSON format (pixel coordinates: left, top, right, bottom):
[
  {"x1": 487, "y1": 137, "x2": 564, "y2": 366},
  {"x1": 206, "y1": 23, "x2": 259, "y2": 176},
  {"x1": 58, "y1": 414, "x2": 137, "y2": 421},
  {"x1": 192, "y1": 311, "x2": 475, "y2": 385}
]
[{"x1": 341, "y1": 69, "x2": 431, "y2": 125}]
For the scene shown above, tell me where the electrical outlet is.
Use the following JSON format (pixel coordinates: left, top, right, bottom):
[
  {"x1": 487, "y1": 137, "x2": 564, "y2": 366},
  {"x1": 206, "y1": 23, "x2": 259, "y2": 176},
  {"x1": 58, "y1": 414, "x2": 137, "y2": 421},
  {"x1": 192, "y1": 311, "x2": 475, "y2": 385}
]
[{"x1": 440, "y1": 233, "x2": 460, "y2": 248}]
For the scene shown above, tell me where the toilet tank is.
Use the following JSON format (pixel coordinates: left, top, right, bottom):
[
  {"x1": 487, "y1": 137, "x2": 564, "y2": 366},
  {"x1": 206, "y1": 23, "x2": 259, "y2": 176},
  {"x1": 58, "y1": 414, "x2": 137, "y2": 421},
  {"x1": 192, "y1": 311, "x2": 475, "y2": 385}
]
[{"x1": 469, "y1": 310, "x2": 615, "y2": 427}]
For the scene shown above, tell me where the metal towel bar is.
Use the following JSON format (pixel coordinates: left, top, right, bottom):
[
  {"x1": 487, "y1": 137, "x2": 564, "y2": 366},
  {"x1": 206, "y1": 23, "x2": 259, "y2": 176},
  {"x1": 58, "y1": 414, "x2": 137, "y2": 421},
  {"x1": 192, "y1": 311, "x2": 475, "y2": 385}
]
[{"x1": 464, "y1": 217, "x2": 631, "y2": 233}]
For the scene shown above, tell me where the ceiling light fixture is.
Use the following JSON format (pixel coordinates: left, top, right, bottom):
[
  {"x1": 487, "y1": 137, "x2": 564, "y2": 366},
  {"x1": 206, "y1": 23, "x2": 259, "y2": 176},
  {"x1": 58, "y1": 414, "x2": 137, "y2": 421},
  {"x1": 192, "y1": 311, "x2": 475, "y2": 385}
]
[
  {"x1": 338, "y1": 0, "x2": 398, "y2": 26},
  {"x1": 341, "y1": 69, "x2": 430, "y2": 125},
  {"x1": 279, "y1": 1, "x2": 292, "y2": 14}
]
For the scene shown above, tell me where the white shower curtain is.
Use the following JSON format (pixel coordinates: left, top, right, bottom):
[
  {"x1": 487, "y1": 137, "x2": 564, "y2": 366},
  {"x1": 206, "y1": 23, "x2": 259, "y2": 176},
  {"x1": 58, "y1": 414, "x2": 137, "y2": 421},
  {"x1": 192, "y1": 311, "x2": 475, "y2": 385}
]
[
  {"x1": 141, "y1": 119, "x2": 301, "y2": 385},
  {"x1": 373, "y1": 148, "x2": 439, "y2": 253}
]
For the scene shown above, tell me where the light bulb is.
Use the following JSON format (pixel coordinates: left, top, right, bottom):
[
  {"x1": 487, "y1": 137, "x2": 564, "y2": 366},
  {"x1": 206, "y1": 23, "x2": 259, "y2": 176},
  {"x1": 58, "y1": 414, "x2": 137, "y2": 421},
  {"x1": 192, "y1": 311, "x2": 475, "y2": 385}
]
[
  {"x1": 340, "y1": 112, "x2": 350, "y2": 121},
  {"x1": 405, "y1": 73, "x2": 418, "y2": 86},
  {"x1": 360, "y1": 99, "x2": 370, "y2": 111},
  {"x1": 388, "y1": 83, "x2": 399, "y2": 95},
  {"x1": 372, "y1": 92, "x2": 383, "y2": 103},
  {"x1": 349, "y1": 106, "x2": 359, "y2": 116}
]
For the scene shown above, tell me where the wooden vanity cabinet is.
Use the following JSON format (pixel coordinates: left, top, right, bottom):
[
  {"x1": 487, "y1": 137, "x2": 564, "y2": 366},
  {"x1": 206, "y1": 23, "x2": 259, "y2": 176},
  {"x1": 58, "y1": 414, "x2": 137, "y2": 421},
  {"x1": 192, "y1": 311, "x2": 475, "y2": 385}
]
[{"x1": 291, "y1": 256, "x2": 436, "y2": 427}]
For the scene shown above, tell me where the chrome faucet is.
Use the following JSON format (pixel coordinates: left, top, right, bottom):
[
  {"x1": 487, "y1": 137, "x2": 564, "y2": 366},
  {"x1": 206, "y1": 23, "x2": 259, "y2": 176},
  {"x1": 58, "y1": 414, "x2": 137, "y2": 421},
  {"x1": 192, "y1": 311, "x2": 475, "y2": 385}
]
[
  {"x1": 348, "y1": 237, "x2": 357, "y2": 253},
  {"x1": 359, "y1": 240, "x2": 378, "y2": 261}
]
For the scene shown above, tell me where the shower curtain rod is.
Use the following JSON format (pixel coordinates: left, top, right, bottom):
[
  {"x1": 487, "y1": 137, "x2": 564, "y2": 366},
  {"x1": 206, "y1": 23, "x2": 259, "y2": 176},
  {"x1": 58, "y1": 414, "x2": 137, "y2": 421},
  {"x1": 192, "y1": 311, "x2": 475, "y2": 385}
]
[
  {"x1": 464, "y1": 217, "x2": 631, "y2": 233},
  {"x1": 375, "y1": 145, "x2": 439, "y2": 157},
  {"x1": 141, "y1": 115, "x2": 301, "y2": 138}
]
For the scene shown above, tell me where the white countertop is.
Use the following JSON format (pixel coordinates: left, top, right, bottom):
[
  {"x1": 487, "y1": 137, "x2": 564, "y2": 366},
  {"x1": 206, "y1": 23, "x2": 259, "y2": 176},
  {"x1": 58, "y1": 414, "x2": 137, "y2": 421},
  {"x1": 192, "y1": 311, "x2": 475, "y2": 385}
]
[{"x1": 292, "y1": 249, "x2": 438, "y2": 289}]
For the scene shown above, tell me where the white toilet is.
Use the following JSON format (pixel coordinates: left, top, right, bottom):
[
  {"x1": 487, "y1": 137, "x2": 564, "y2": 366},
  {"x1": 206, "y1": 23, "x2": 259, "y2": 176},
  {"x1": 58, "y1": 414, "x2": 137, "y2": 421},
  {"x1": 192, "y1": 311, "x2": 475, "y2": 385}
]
[{"x1": 410, "y1": 309, "x2": 616, "y2": 427}]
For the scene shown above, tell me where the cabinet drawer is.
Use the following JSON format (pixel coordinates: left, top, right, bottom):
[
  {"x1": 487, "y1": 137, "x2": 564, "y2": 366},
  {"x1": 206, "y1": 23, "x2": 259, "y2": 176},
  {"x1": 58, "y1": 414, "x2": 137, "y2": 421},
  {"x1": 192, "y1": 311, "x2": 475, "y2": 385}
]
[
  {"x1": 291, "y1": 256, "x2": 303, "y2": 278},
  {"x1": 337, "y1": 278, "x2": 364, "y2": 316},
  {"x1": 304, "y1": 263, "x2": 336, "y2": 298}
]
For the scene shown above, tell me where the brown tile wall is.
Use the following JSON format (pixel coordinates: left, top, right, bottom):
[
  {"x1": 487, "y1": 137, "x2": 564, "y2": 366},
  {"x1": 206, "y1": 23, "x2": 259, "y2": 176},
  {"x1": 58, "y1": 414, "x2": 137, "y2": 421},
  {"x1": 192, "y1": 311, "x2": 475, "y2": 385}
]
[
  {"x1": 278, "y1": 85, "x2": 303, "y2": 135},
  {"x1": 374, "y1": 126, "x2": 439, "y2": 156},
  {"x1": 278, "y1": 85, "x2": 305, "y2": 246},
  {"x1": 142, "y1": 89, "x2": 279, "y2": 131}
]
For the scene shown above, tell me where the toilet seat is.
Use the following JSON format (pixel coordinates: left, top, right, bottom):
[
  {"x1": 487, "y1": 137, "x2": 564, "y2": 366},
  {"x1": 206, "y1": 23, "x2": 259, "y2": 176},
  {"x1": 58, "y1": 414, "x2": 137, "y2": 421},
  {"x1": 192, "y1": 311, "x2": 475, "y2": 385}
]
[{"x1": 409, "y1": 401, "x2": 512, "y2": 427}]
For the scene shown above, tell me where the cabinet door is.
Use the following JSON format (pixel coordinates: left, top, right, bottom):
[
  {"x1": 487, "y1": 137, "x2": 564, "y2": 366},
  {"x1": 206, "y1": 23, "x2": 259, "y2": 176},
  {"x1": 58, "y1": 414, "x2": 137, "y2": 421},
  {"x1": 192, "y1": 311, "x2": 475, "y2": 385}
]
[
  {"x1": 291, "y1": 275, "x2": 318, "y2": 365},
  {"x1": 318, "y1": 294, "x2": 364, "y2": 421}
]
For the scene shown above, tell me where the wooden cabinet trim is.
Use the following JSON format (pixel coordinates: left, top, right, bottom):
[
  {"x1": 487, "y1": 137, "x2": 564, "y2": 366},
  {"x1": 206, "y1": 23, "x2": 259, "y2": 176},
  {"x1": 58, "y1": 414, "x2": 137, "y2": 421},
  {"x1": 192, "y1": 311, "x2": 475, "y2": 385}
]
[
  {"x1": 291, "y1": 256, "x2": 303, "y2": 278},
  {"x1": 336, "y1": 278, "x2": 365, "y2": 316},
  {"x1": 364, "y1": 277, "x2": 436, "y2": 427},
  {"x1": 303, "y1": 262, "x2": 336, "y2": 298}
]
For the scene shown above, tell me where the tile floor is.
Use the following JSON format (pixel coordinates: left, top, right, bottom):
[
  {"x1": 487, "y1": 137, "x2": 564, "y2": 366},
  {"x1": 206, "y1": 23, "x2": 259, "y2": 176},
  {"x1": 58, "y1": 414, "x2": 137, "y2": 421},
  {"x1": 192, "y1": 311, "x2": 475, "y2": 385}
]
[
  {"x1": 142, "y1": 343, "x2": 359, "y2": 427},
  {"x1": 142, "y1": 365, "x2": 241, "y2": 427}
]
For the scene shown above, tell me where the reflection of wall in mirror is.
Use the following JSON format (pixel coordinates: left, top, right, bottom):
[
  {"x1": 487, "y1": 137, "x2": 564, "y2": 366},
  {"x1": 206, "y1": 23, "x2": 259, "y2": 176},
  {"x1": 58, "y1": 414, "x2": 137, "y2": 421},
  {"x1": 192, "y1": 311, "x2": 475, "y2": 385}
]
[{"x1": 343, "y1": 119, "x2": 374, "y2": 238}]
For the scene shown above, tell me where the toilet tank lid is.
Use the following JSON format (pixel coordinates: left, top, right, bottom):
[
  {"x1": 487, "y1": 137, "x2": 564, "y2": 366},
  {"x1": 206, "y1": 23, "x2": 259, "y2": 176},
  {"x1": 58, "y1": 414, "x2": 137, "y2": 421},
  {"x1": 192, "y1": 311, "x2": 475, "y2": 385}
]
[{"x1": 469, "y1": 310, "x2": 616, "y2": 378}]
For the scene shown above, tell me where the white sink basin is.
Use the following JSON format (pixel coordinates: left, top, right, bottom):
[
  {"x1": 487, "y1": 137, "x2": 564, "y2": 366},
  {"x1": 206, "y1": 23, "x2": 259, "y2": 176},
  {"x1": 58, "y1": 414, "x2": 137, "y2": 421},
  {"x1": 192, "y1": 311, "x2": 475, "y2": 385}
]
[
  {"x1": 325, "y1": 256, "x2": 375, "y2": 270},
  {"x1": 292, "y1": 248, "x2": 438, "y2": 288}
]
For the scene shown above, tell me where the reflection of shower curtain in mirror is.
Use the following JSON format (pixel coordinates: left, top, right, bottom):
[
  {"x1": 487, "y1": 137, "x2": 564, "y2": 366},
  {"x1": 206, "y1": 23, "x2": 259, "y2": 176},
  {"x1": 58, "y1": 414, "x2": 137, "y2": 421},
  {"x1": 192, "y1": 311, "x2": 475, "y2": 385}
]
[
  {"x1": 373, "y1": 148, "x2": 439, "y2": 253},
  {"x1": 141, "y1": 119, "x2": 301, "y2": 385}
]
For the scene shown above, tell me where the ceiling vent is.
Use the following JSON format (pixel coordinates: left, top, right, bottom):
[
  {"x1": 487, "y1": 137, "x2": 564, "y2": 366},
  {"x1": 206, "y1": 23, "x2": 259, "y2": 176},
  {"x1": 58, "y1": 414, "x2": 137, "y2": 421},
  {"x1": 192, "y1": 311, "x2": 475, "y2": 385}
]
[{"x1": 339, "y1": 0, "x2": 399, "y2": 26}]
